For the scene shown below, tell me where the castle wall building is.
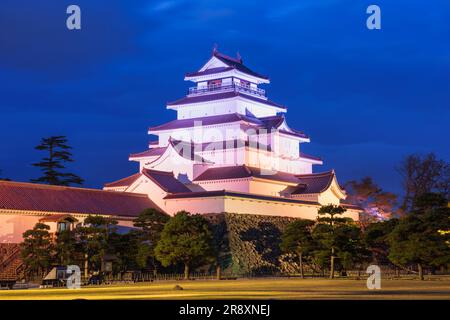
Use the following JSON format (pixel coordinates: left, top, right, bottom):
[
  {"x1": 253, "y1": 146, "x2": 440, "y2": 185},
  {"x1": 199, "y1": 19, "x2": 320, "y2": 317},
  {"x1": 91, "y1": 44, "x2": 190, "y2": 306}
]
[{"x1": 0, "y1": 49, "x2": 361, "y2": 247}]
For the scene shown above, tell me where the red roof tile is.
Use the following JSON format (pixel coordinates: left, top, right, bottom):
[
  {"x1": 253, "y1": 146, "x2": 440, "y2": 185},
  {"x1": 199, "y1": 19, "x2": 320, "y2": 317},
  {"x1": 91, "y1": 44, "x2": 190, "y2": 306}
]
[
  {"x1": 104, "y1": 173, "x2": 142, "y2": 188},
  {"x1": 0, "y1": 181, "x2": 161, "y2": 217},
  {"x1": 142, "y1": 169, "x2": 191, "y2": 194}
]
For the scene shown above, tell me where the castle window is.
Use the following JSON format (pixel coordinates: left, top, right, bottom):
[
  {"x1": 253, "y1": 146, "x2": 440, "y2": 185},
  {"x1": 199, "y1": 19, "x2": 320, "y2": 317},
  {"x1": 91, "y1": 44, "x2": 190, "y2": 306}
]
[{"x1": 208, "y1": 79, "x2": 222, "y2": 87}]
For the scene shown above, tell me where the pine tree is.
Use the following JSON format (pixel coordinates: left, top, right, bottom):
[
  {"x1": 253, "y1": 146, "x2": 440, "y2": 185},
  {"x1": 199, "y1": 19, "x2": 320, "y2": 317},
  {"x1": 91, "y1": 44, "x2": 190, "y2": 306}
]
[
  {"x1": 31, "y1": 136, "x2": 84, "y2": 186},
  {"x1": 388, "y1": 193, "x2": 450, "y2": 280},
  {"x1": 280, "y1": 220, "x2": 315, "y2": 278},
  {"x1": 155, "y1": 211, "x2": 214, "y2": 280},
  {"x1": 133, "y1": 208, "x2": 170, "y2": 271},
  {"x1": 21, "y1": 223, "x2": 55, "y2": 279},
  {"x1": 314, "y1": 204, "x2": 351, "y2": 279}
]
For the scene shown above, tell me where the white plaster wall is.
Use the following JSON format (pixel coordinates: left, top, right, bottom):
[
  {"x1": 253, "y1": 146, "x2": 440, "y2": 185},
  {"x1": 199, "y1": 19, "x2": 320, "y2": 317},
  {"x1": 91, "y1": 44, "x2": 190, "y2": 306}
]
[
  {"x1": 165, "y1": 197, "x2": 360, "y2": 221},
  {"x1": 0, "y1": 214, "x2": 41, "y2": 243},
  {"x1": 196, "y1": 179, "x2": 250, "y2": 193},
  {"x1": 0, "y1": 213, "x2": 135, "y2": 244},
  {"x1": 249, "y1": 179, "x2": 291, "y2": 197},
  {"x1": 223, "y1": 198, "x2": 320, "y2": 220},
  {"x1": 126, "y1": 177, "x2": 168, "y2": 211},
  {"x1": 164, "y1": 197, "x2": 225, "y2": 216},
  {"x1": 236, "y1": 100, "x2": 279, "y2": 118},
  {"x1": 155, "y1": 123, "x2": 242, "y2": 146},
  {"x1": 176, "y1": 99, "x2": 239, "y2": 119},
  {"x1": 146, "y1": 148, "x2": 195, "y2": 181}
]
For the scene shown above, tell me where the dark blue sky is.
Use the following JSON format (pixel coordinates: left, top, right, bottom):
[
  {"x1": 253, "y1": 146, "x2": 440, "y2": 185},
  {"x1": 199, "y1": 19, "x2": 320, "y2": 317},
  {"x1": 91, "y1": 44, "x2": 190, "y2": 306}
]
[{"x1": 1, "y1": 0, "x2": 449, "y2": 197}]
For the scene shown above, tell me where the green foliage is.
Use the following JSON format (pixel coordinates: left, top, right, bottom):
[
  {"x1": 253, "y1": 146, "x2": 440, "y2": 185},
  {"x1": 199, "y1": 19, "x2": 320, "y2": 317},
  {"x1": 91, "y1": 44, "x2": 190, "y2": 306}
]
[
  {"x1": 280, "y1": 219, "x2": 316, "y2": 277},
  {"x1": 388, "y1": 193, "x2": 450, "y2": 275},
  {"x1": 75, "y1": 215, "x2": 118, "y2": 272},
  {"x1": 21, "y1": 223, "x2": 55, "y2": 277},
  {"x1": 31, "y1": 135, "x2": 84, "y2": 186},
  {"x1": 108, "y1": 232, "x2": 140, "y2": 272},
  {"x1": 363, "y1": 219, "x2": 399, "y2": 264},
  {"x1": 333, "y1": 224, "x2": 370, "y2": 270},
  {"x1": 55, "y1": 229, "x2": 78, "y2": 265},
  {"x1": 155, "y1": 211, "x2": 214, "y2": 275},
  {"x1": 314, "y1": 204, "x2": 366, "y2": 277},
  {"x1": 280, "y1": 220, "x2": 315, "y2": 255},
  {"x1": 133, "y1": 208, "x2": 170, "y2": 271}
]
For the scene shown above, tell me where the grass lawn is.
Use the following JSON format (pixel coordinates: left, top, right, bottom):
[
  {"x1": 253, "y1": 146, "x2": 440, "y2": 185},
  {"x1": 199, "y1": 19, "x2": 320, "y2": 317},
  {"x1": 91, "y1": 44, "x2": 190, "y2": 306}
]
[{"x1": 1, "y1": 278, "x2": 449, "y2": 300}]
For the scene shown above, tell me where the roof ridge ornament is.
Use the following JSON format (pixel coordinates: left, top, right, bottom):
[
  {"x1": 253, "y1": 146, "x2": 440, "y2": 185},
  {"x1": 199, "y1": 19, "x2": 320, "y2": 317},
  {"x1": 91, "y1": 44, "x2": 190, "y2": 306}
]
[
  {"x1": 212, "y1": 43, "x2": 218, "y2": 56},
  {"x1": 236, "y1": 51, "x2": 243, "y2": 64}
]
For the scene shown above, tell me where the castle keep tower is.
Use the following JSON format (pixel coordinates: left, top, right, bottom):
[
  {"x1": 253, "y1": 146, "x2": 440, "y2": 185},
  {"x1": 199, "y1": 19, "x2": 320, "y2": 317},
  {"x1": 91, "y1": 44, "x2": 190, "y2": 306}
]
[{"x1": 104, "y1": 50, "x2": 361, "y2": 220}]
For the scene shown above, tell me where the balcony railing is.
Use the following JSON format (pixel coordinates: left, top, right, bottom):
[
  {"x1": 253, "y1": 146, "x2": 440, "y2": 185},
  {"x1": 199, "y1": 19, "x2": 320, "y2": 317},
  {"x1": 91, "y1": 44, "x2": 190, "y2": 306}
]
[{"x1": 188, "y1": 83, "x2": 266, "y2": 98}]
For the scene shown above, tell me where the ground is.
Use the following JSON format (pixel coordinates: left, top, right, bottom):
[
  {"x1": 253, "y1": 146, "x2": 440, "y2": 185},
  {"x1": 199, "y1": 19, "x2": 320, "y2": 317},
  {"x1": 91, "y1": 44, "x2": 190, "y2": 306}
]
[{"x1": 1, "y1": 278, "x2": 450, "y2": 300}]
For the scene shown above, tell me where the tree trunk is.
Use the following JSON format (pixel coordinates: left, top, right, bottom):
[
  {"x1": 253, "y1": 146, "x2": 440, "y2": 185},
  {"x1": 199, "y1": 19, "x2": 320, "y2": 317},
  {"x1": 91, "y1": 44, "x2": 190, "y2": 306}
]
[
  {"x1": 216, "y1": 265, "x2": 221, "y2": 280},
  {"x1": 418, "y1": 263, "x2": 424, "y2": 281},
  {"x1": 298, "y1": 252, "x2": 304, "y2": 279},
  {"x1": 84, "y1": 254, "x2": 89, "y2": 279},
  {"x1": 330, "y1": 248, "x2": 335, "y2": 279},
  {"x1": 184, "y1": 263, "x2": 190, "y2": 280}
]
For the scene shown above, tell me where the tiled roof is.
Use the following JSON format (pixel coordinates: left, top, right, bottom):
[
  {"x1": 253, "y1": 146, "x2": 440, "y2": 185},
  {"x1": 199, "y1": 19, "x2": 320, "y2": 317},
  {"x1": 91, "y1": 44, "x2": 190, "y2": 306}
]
[
  {"x1": 194, "y1": 165, "x2": 301, "y2": 184},
  {"x1": 147, "y1": 113, "x2": 306, "y2": 141},
  {"x1": 341, "y1": 203, "x2": 364, "y2": 211},
  {"x1": 104, "y1": 173, "x2": 142, "y2": 188},
  {"x1": 279, "y1": 129, "x2": 309, "y2": 139},
  {"x1": 149, "y1": 112, "x2": 261, "y2": 132},
  {"x1": 129, "y1": 147, "x2": 167, "y2": 159},
  {"x1": 185, "y1": 67, "x2": 234, "y2": 78},
  {"x1": 164, "y1": 189, "x2": 319, "y2": 205},
  {"x1": 259, "y1": 115, "x2": 285, "y2": 129},
  {"x1": 299, "y1": 152, "x2": 322, "y2": 162},
  {"x1": 292, "y1": 171, "x2": 336, "y2": 194},
  {"x1": 168, "y1": 138, "x2": 213, "y2": 163},
  {"x1": 142, "y1": 169, "x2": 191, "y2": 193},
  {"x1": 0, "y1": 181, "x2": 161, "y2": 217},
  {"x1": 167, "y1": 91, "x2": 285, "y2": 109},
  {"x1": 212, "y1": 51, "x2": 270, "y2": 80}
]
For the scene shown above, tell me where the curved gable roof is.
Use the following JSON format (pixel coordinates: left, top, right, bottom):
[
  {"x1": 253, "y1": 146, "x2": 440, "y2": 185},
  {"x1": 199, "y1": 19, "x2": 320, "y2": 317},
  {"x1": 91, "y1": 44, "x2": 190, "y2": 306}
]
[
  {"x1": 293, "y1": 170, "x2": 341, "y2": 194},
  {"x1": 142, "y1": 169, "x2": 191, "y2": 194}
]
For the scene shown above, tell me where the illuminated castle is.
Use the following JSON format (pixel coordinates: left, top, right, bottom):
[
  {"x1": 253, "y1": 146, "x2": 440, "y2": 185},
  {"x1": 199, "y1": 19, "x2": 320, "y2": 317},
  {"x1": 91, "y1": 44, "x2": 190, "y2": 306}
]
[{"x1": 104, "y1": 49, "x2": 361, "y2": 220}]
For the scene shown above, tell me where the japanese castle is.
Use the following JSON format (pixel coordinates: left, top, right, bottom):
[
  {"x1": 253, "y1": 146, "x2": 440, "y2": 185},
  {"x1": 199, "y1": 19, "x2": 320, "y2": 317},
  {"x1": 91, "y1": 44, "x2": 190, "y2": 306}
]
[{"x1": 103, "y1": 49, "x2": 360, "y2": 220}]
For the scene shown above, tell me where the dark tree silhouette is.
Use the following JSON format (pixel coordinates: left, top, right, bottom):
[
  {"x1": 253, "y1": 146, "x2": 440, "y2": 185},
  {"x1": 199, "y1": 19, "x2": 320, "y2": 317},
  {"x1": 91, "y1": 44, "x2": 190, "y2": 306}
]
[
  {"x1": 345, "y1": 177, "x2": 397, "y2": 221},
  {"x1": 31, "y1": 136, "x2": 84, "y2": 186},
  {"x1": 397, "y1": 153, "x2": 449, "y2": 212}
]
